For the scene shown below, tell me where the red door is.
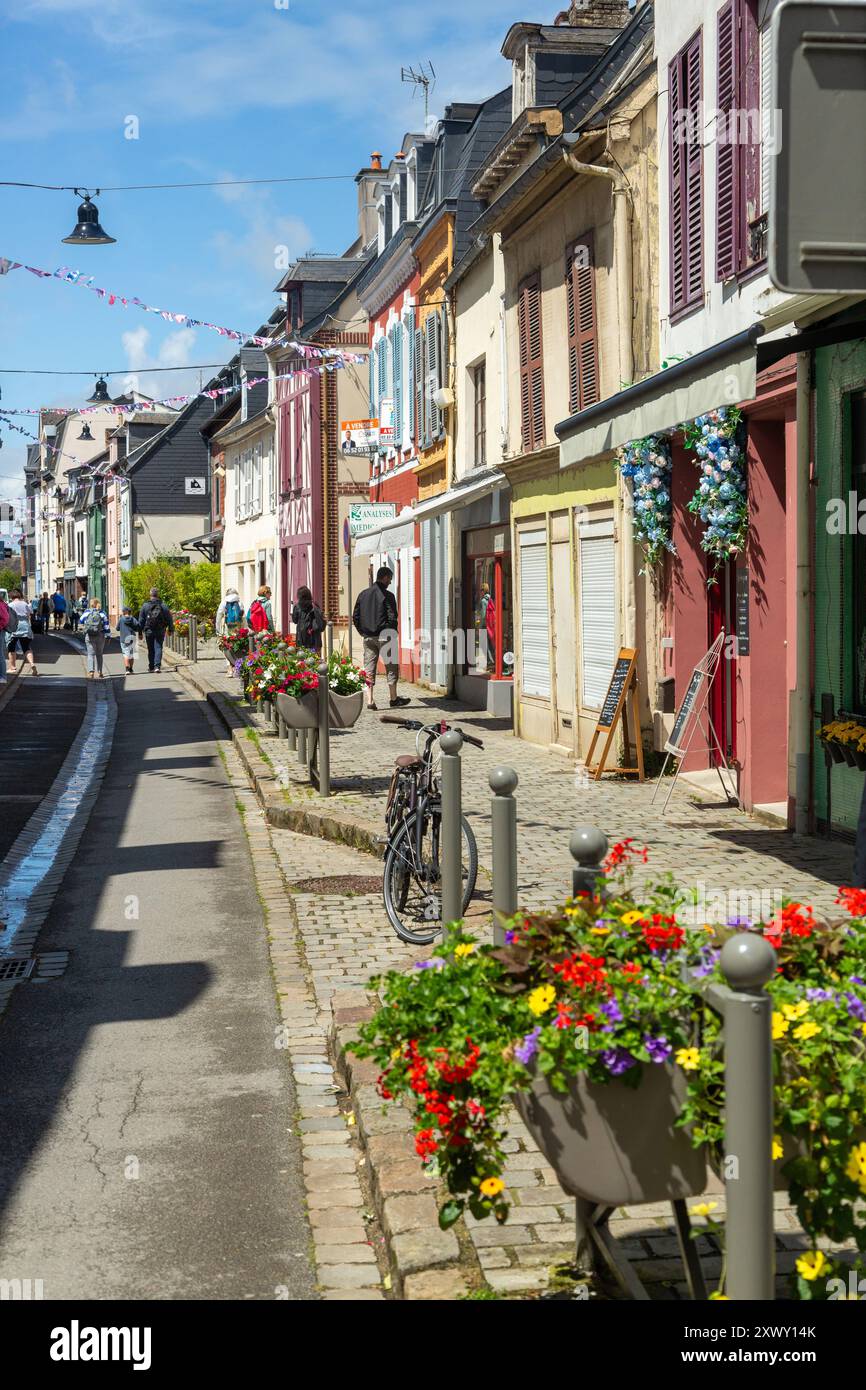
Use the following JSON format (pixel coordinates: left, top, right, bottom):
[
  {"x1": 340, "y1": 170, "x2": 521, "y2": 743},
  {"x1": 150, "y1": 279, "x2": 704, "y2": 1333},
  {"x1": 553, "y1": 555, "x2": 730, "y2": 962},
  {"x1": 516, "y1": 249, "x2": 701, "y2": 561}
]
[{"x1": 708, "y1": 561, "x2": 737, "y2": 763}]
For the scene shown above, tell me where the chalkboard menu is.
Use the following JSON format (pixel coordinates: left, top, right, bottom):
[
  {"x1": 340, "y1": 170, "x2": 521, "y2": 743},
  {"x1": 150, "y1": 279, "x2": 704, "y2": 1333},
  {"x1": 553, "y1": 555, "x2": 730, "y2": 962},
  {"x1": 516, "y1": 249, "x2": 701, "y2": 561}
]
[
  {"x1": 735, "y1": 566, "x2": 750, "y2": 656},
  {"x1": 667, "y1": 669, "x2": 706, "y2": 753},
  {"x1": 584, "y1": 648, "x2": 644, "y2": 781},
  {"x1": 599, "y1": 654, "x2": 634, "y2": 729}
]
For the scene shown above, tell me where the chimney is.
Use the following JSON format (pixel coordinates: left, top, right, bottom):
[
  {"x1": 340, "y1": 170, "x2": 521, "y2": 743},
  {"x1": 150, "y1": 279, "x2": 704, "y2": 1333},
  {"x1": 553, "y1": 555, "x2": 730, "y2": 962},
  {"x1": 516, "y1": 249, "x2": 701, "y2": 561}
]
[
  {"x1": 553, "y1": 1, "x2": 631, "y2": 27},
  {"x1": 355, "y1": 154, "x2": 383, "y2": 247}
]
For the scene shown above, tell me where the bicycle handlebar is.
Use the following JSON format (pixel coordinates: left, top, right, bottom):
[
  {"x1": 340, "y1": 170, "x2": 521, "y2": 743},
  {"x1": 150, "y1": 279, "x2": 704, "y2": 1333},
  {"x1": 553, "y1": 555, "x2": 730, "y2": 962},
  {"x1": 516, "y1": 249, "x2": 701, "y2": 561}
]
[{"x1": 379, "y1": 715, "x2": 484, "y2": 750}]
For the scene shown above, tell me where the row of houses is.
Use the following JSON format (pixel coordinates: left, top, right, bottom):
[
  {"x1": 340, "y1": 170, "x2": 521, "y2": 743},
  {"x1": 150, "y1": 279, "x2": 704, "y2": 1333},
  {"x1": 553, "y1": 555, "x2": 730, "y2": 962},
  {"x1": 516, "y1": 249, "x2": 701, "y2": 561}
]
[{"x1": 25, "y1": 0, "x2": 866, "y2": 843}]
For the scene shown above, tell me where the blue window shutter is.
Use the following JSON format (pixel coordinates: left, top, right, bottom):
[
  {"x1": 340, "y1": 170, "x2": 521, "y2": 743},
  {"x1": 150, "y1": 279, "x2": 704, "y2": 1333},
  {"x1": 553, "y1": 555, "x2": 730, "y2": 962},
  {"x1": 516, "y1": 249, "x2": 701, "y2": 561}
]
[
  {"x1": 406, "y1": 311, "x2": 415, "y2": 445},
  {"x1": 392, "y1": 323, "x2": 403, "y2": 449},
  {"x1": 369, "y1": 348, "x2": 376, "y2": 416}
]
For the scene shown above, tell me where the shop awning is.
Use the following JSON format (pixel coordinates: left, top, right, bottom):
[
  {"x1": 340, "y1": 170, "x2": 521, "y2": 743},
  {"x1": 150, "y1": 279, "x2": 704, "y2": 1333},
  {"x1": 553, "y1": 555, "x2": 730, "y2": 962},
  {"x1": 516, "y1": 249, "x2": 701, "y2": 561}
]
[
  {"x1": 180, "y1": 527, "x2": 223, "y2": 562},
  {"x1": 555, "y1": 324, "x2": 766, "y2": 470},
  {"x1": 411, "y1": 469, "x2": 508, "y2": 523},
  {"x1": 355, "y1": 508, "x2": 416, "y2": 557}
]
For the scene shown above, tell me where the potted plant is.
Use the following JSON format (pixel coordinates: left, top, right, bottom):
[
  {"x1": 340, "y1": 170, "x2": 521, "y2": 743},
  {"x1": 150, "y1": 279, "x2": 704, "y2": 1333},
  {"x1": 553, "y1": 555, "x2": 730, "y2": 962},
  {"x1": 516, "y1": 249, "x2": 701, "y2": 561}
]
[
  {"x1": 324, "y1": 651, "x2": 367, "y2": 728},
  {"x1": 353, "y1": 846, "x2": 866, "y2": 1299},
  {"x1": 819, "y1": 720, "x2": 866, "y2": 770}
]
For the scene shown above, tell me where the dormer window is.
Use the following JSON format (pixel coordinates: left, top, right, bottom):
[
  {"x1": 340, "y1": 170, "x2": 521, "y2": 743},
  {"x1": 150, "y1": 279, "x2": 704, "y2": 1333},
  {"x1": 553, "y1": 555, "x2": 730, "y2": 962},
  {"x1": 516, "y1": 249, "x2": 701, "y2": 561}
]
[
  {"x1": 287, "y1": 288, "x2": 302, "y2": 332},
  {"x1": 512, "y1": 44, "x2": 535, "y2": 119},
  {"x1": 406, "y1": 152, "x2": 417, "y2": 220}
]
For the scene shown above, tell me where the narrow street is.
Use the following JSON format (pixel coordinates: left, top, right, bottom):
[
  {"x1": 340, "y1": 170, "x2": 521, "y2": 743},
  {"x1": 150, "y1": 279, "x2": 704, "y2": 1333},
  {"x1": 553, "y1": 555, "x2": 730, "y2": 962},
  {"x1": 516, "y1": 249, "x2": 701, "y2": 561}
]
[{"x1": 0, "y1": 636, "x2": 316, "y2": 1300}]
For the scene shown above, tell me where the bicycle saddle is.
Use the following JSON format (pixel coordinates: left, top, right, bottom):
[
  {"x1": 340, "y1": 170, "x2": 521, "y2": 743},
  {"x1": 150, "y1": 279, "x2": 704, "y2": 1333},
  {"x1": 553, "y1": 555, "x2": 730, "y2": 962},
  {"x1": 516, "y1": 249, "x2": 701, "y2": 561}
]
[{"x1": 394, "y1": 754, "x2": 423, "y2": 769}]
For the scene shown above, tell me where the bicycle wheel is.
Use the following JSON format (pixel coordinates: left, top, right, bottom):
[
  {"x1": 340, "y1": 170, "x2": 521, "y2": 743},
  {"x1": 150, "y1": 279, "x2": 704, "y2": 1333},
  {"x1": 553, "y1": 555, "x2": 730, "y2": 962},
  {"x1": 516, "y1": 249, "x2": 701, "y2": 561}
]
[{"x1": 382, "y1": 810, "x2": 479, "y2": 945}]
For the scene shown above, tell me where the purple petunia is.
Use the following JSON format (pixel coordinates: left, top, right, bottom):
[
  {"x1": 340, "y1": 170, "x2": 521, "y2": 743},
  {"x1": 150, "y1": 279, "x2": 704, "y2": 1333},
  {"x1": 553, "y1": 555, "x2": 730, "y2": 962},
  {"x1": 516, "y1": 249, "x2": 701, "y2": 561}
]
[
  {"x1": 413, "y1": 958, "x2": 445, "y2": 971},
  {"x1": 727, "y1": 915, "x2": 753, "y2": 929},
  {"x1": 806, "y1": 988, "x2": 835, "y2": 1002},
  {"x1": 850, "y1": 976, "x2": 865, "y2": 986},
  {"x1": 515, "y1": 1027, "x2": 542, "y2": 1066},
  {"x1": 601, "y1": 998, "x2": 623, "y2": 1025},
  {"x1": 505, "y1": 930, "x2": 518, "y2": 945},
  {"x1": 601, "y1": 1047, "x2": 637, "y2": 1076},
  {"x1": 845, "y1": 992, "x2": 866, "y2": 1023},
  {"x1": 645, "y1": 1034, "x2": 673, "y2": 1064}
]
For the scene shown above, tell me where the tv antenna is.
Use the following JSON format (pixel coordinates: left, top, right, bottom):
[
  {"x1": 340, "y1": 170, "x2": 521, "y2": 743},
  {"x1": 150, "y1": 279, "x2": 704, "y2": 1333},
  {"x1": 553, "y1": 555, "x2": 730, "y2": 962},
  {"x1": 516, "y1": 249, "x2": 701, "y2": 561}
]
[{"x1": 401, "y1": 62, "x2": 437, "y2": 125}]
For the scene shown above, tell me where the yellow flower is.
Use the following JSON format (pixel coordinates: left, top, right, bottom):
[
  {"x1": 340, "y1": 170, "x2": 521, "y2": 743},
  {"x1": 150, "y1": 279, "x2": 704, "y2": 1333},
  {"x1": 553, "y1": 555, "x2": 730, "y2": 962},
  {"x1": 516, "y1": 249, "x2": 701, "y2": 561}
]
[
  {"x1": 480, "y1": 1177, "x2": 505, "y2": 1198},
  {"x1": 454, "y1": 943, "x2": 476, "y2": 959},
  {"x1": 528, "y1": 985, "x2": 556, "y2": 1016},
  {"x1": 675, "y1": 1047, "x2": 701, "y2": 1072},
  {"x1": 772, "y1": 1136, "x2": 784, "y2": 1161},
  {"x1": 689, "y1": 1202, "x2": 719, "y2": 1218},
  {"x1": 621, "y1": 911, "x2": 644, "y2": 927},
  {"x1": 772, "y1": 1012, "x2": 790, "y2": 1040},
  {"x1": 793, "y1": 1021, "x2": 821, "y2": 1041},
  {"x1": 783, "y1": 1001, "x2": 810, "y2": 1021},
  {"x1": 590, "y1": 925, "x2": 611, "y2": 936},
  {"x1": 845, "y1": 1142, "x2": 866, "y2": 1194},
  {"x1": 391, "y1": 1047, "x2": 402, "y2": 1061},
  {"x1": 796, "y1": 1250, "x2": 829, "y2": 1282}
]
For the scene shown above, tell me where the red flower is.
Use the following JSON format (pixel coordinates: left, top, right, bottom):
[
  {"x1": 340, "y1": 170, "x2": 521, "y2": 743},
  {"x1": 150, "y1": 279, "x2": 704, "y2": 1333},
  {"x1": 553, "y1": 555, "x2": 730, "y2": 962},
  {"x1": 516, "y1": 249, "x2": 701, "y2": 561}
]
[
  {"x1": 415, "y1": 1129, "x2": 437, "y2": 1159},
  {"x1": 766, "y1": 902, "x2": 815, "y2": 941},
  {"x1": 553, "y1": 952, "x2": 608, "y2": 990},
  {"x1": 836, "y1": 886, "x2": 866, "y2": 919},
  {"x1": 603, "y1": 839, "x2": 649, "y2": 873},
  {"x1": 621, "y1": 961, "x2": 642, "y2": 977},
  {"x1": 641, "y1": 917, "x2": 685, "y2": 953}
]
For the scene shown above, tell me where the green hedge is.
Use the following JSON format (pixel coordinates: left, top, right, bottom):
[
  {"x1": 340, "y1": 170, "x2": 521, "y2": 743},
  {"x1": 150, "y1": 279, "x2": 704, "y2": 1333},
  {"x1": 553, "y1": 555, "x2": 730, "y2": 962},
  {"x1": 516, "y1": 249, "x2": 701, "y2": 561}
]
[{"x1": 120, "y1": 557, "x2": 221, "y2": 621}]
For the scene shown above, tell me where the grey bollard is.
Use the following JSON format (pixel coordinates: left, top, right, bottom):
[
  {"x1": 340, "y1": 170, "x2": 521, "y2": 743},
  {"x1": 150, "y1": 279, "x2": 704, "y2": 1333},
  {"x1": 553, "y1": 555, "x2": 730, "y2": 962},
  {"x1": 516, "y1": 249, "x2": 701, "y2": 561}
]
[
  {"x1": 297, "y1": 727, "x2": 308, "y2": 766},
  {"x1": 440, "y1": 730, "x2": 464, "y2": 927},
  {"x1": 569, "y1": 826, "x2": 609, "y2": 899},
  {"x1": 490, "y1": 767, "x2": 518, "y2": 945},
  {"x1": 709, "y1": 934, "x2": 777, "y2": 1301},
  {"x1": 189, "y1": 615, "x2": 198, "y2": 663},
  {"x1": 327, "y1": 622, "x2": 334, "y2": 658},
  {"x1": 287, "y1": 726, "x2": 297, "y2": 752},
  {"x1": 317, "y1": 660, "x2": 330, "y2": 798},
  {"x1": 277, "y1": 708, "x2": 288, "y2": 741}
]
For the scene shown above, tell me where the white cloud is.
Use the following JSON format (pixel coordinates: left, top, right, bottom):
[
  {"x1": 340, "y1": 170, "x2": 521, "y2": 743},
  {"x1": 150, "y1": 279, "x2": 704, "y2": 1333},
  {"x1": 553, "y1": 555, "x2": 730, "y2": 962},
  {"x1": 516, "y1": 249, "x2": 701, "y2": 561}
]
[{"x1": 119, "y1": 326, "x2": 202, "y2": 403}]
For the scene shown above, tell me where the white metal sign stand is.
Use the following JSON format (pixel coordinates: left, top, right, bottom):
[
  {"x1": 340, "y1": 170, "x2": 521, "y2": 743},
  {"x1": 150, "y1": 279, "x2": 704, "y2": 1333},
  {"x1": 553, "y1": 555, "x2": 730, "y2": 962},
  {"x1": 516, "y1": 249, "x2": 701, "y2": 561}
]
[{"x1": 652, "y1": 631, "x2": 738, "y2": 814}]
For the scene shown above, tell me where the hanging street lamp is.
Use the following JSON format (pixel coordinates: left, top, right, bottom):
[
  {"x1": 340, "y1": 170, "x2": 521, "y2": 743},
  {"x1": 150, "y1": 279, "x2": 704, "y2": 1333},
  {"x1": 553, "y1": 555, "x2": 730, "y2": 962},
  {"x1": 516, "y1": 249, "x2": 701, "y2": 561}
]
[
  {"x1": 78, "y1": 422, "x2": 94, "y2": 441},
  {"x1": 62, "y1": 190, "x2": 116, "y2": 246},
  {"x1": 87, "y1": 377, "x2": 111, "y2": 404}
]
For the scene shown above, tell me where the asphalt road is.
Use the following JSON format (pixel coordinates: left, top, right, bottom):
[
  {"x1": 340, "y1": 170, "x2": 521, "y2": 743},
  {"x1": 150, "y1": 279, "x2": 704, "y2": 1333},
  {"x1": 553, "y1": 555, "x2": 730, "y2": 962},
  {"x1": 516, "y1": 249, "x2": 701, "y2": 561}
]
[{"x1": 0, "y1": 639, "x2": 316, "y2": 1300}]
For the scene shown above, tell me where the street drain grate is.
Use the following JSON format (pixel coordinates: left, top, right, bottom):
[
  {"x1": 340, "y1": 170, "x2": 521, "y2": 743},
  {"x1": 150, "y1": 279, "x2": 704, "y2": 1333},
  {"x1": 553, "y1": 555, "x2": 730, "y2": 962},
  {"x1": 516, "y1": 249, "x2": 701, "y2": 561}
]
[
  {"x1": 0, "y1": 957, "x2": 36, "y2": 983},
  {"x1": 292, "y1": 875, "x2": 382, "y2": 896}
]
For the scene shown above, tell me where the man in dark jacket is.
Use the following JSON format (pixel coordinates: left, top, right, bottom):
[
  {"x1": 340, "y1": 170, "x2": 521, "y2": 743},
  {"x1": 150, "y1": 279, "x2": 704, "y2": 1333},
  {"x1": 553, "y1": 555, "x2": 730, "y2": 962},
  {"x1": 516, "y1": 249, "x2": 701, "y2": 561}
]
[
  {"x1": 352, "y1": 567, "x2": 410, "y2": 711},
  {"x1": 138, "y1": 588, "x2": 174, "y2": 674}
]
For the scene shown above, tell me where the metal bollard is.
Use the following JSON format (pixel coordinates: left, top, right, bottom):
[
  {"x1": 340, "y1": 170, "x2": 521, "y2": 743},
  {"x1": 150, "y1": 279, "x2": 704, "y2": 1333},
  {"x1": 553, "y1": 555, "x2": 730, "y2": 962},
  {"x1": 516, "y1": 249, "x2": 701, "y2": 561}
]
[
  {"x1": 317, "y1": 660, "x2": 331, "y2": 798},
  {"x1": 439, "y1": 730, "x2": 464, "y2": 926},
  {"x1": 489, "y1": 767, "x2": 518, "y2": 945},
  {"x1": 706, "y1": 934, "x2": 777, "y2": 1301},
  {"x1": 569, "y1": 826, "x2": 609, "y2": 898},
  {"x1": 297, "y1": 727, "x2": 308, "y2": 766},
  {"x1": 277, "y1": 709, "x2": 288, "y2": 741},
  {"x1": 287, "y1": 726, "x2": 297, "y2": 752},
  {"x1": 189, "y1": 615, "x2": 198, "y2": 663},
  {"x1": 327, "y1": 622, "x2": 334, "y2": 659}
]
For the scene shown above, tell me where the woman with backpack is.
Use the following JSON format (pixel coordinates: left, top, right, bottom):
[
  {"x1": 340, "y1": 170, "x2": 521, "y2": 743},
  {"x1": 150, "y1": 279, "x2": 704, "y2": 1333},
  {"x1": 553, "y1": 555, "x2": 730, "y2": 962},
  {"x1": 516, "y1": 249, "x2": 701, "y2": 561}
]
[
  {"x1": 246, "y1": 585, "x2": 274, "y2": 637},
  {"x1": 292, "y1": 586, "x2": 326, "y2": 654},
  {"x1": 216, "y1": 587, "x2": 244, "y2": 672},
  {"x1": 5, "y1": 589, "x2": 39, "y2": 678},
  {"x1": 81, "y1": 597, "x2": 110, "y2": 679}
]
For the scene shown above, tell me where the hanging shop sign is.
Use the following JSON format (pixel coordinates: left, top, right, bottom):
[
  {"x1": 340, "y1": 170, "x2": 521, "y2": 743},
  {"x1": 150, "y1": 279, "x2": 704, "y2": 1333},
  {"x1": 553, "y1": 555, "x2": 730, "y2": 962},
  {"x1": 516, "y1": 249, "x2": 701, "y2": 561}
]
[
  {"x1": 583, "y1": 648, "x2": 645, "y2": 782},
  {"x1": 348, "y1": 502, "x2": 397, "y2": 538},
  {"x1": 340, "y1": 419, "x2": 379, "y2": 455},
  {"x1": 735, "y1": 565, "x2": 750, "y2": 657}
]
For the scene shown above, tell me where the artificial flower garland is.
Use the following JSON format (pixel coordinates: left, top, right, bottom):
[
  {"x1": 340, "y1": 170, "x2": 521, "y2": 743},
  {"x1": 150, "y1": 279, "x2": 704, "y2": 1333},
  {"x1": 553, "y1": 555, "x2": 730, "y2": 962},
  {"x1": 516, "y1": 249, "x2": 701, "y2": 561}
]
[
  {"x1": 683, "y1": 407, "x2": 748, "y2": 574},
  {"x1": 616, "y1": 434, "x2": 676, "y2": 567}
]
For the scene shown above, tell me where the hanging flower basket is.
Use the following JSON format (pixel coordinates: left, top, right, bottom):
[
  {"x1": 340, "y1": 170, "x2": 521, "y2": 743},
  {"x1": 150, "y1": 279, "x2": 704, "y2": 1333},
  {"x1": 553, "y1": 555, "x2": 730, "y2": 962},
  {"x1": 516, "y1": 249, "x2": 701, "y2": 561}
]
[
  {"x1": 819, "y1": 721, "x2": 866, "y2": 770},
  {"x1": 516, "y1": 1061, "x2": 706, "y2": 1207},
  {"x1": 616, "y1": 434, "x2": 676, "y2": 568},
  {"x1": 682, "y1": 407, "x2": 748, "y2": 578}
]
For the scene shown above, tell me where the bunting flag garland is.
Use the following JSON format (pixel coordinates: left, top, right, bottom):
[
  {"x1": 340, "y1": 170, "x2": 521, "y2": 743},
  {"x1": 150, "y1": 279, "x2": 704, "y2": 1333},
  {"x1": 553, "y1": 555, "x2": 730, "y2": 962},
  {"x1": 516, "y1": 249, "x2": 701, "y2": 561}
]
[
  {"x1": 0, "y1": 254, "x2": 366, "y2": 363},
  {"x1": 0, "y1": 367, "x2": 345, "y2": 420}
]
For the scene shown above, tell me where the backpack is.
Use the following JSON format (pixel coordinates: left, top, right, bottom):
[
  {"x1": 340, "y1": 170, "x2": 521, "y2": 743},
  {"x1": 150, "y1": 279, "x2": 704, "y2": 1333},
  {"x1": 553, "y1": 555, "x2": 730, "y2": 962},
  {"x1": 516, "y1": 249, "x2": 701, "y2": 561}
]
[
  {"x1": 0, "y1": 601, "x2": 10, "y2": 634},
  {"x1": 249, "y1": 600, "x2": 269, "y2": 633},
  {"x1": 297, "y1": 604, "x2": 324, "y2": 649},
  {"x1": 82, "y1": 608, "x2": 104, "y2": 634},
  {"x1": 225, "y1": 598, "x2": 243, "y2": 626},
  {"x1": 143, "y1": 602, "x2": 165, "y2": 633}
]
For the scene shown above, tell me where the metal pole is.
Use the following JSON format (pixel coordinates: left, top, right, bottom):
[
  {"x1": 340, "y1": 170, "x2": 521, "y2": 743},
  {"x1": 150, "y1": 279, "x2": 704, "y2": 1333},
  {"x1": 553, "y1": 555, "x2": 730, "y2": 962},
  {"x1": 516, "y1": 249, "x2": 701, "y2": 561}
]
[
  {"x1": 297, "y1": 727, "x2": 308, "y2": 766},
  {"x1": 489, "y1": 767, "x2": 518, "y2": 945},
  {"x1": 439, "y1": 729, "x2": 464, "y2": 926},
  {"x1": 317, "y1": 660, "x2": 330, "y2": 798},
  {"x1": 287, "y1": 725, "x2": 297, "y2": 752},
  {"x1": 569, "y1": 826, "x2": 609, "y2": 898},
  {"x1": 277, "y1": 708, "x2": 288, "y2": 740},
  {"x1": 346, "y1": 554, "x2": 353, "y2": 663},
  {"x1": 708, "y1": 934, "x2": 777, "y2": 1301},
  {"x1": 327, "y1": 622, "x2": 334, "y2": 659},
  {"x1": 190, "y1": 615, "x2": 198, "y2": 663}
]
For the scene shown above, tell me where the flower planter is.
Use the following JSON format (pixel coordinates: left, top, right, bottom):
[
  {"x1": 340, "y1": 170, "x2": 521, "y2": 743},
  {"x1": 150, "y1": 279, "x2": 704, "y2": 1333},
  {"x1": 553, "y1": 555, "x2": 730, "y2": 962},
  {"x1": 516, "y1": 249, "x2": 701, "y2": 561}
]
[
  {"x1": 515, "y1": 1063, "x2": 707, "y2": 1208},
  {"x1": 841, "y1": 743, "x2": 859, "y2": 768},
  {"x1": 823, "y1": 740, "x2": 846, "y2": 765},
  {"x1": 327, "y1": 689, "x2": 364, "y2": 729},
  {"x1": 856, "y1": 750, "x2": 866, "y2": 772},
  {"x1": 275, "y1": 690, "x2": 320, "y2": 729}
]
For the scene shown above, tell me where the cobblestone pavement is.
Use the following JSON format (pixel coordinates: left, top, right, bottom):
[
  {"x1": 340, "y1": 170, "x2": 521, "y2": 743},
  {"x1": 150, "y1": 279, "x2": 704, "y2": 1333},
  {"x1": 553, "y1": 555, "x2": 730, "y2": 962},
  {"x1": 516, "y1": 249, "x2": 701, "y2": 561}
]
[{"x1": 171, "y1": 657, "x2": 858, "y2": 1299}]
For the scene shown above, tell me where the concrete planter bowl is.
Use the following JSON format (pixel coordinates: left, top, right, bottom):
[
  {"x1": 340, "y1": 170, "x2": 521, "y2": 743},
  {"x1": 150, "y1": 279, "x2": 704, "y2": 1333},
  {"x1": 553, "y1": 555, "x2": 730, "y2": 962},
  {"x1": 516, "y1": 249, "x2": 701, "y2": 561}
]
[
  {"x1": 275, "y1": 688, "x2": 364, "y2": 730},
  {"x1": 515, "y1": 1062, "x2": 707, "y2": 1207}
]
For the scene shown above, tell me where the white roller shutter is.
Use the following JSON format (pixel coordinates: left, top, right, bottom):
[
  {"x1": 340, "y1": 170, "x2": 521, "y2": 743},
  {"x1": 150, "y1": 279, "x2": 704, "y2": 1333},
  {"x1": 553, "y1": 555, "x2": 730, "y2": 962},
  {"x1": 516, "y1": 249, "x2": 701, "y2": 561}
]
[
  {"x1": 579, "y1": 520, "x2": 616, "y2": 708},
  {"x1": 519, "y1": 529, "x2": 550, "y2": 699},
  {"x1": 760, "y1": 23, "x2": 772, "y2": 217}
]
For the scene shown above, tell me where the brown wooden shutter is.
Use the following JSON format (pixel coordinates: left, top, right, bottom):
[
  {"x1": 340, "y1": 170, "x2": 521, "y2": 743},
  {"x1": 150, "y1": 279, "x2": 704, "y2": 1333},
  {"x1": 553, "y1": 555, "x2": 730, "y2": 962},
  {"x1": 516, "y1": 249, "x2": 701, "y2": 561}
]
[
  {"x1": 518, "y1": 274, "x2": 545, "y2": 451},
  {"x1": 567, "y1": 236, "x2": 599, "y2": 413},
  {"x1": 716, "y1": 1, "x2": 739, "y2": 281},
  {"x1": 668, "y1": 52, "x2": 686, "y2": 314},
  {"x1": 669, "y1": 32, "x2": 704, "y2": 316},
  {"x1": 685, "y1": 34, "x2": 704, "y2": 306}
]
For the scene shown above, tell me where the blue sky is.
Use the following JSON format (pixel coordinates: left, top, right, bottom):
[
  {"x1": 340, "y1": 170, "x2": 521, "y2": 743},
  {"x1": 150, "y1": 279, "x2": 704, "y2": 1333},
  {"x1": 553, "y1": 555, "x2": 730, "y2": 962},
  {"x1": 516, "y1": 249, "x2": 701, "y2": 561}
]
[{"x1": 0, "y1": 0, "x2": 536, "y2": 505}]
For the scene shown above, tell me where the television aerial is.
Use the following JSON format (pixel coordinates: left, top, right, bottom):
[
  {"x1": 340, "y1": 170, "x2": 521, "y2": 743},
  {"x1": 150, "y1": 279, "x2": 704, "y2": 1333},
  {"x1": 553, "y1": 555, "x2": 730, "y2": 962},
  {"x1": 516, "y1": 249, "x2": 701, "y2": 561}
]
[{"x1": 401, "y1": 62, "x2": 437, "y2": 126}]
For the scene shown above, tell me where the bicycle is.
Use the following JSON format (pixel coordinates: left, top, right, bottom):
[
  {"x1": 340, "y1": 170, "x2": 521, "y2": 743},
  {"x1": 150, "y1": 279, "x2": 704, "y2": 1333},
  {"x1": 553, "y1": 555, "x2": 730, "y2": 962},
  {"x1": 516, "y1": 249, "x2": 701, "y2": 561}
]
[{"x1": 379, "y1": 714, "x2": 483, "y2": 945}]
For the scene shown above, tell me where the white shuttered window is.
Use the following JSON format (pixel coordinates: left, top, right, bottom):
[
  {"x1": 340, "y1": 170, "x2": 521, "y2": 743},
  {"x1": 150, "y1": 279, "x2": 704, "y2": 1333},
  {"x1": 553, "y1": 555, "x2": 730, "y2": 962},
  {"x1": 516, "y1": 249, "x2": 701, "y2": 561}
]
[
  {"x1": 578, "y1": 518, "x2": 616, "y2": 707},
  {"x1": 518, "y1": 529, "x2": 551, "y2": 699}
]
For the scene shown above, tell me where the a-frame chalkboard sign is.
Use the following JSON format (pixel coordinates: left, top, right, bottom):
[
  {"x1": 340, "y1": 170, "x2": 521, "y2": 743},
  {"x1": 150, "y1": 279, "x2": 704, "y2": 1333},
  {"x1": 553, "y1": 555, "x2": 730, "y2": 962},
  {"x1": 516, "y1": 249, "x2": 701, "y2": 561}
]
[{"x1": 583, "y1": 647, "x2": 645, "y2": 781}]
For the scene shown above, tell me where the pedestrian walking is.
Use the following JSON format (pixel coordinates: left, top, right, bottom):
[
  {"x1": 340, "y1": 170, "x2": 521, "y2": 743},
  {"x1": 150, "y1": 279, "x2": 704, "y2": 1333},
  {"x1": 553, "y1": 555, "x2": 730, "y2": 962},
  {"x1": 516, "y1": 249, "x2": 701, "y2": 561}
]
[
  {"x1": 80, "y1": 598, "x2": 110, "y2": 678},
  {"x1": 0, "y1": 588, "x2": 16, "y2": 686},
  {"x1": 68, "y1": 594, "x2": 82, "y2": 632},
  {"x1": 246, "y1": 585, "x2": 274, "y2": 635},
  {"x1": 292, "y1": 586, "x2": 326, "y2": 654},
  {"x1": 352, "y1": 566, "x2": 410, "y2": 711},
  {"x1": 6, "y1": 589, "x2": 39, "y2": 677},
  {"x1": 117, "y1": 606, "x2": 140, "y2": 674},
  {"x1": 36, "y1": 591, "x2": 51, "y2": 635},
  {"x1": 52, "y1": 586, "x2": 68, "y2": 631},
  {"x1": 138, "y1": 588, "x2": 174, "y2": 673},
  {"x1": 215, "y1": 586, "x2": 244, "y2": 672}
]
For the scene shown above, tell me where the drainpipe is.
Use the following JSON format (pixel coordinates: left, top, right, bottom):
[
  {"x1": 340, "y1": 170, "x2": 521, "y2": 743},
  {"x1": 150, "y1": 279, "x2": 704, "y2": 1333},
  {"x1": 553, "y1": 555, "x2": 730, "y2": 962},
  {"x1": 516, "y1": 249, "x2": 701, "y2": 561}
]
[
  {"x1": 562, "y1": 145, "x2": 636, "y2": 648},
  {"x1": 793, "y1": 352, "x2": 812, "y2": 835}
]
